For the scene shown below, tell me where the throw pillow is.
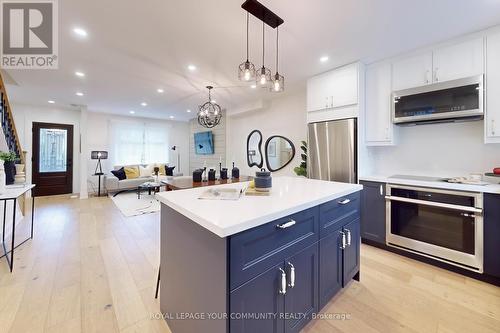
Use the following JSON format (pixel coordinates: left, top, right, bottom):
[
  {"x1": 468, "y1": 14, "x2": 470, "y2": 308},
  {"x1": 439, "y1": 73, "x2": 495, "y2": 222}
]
[
  {"x1": 166, "y1": 165, "x2": 175, "y2": 176},
  {"x1": 111, "y1": 167, "x2": 126, "y2": 180},
  {"x1": 156, "y1": 164, "x2": 166, "y2": 175},
  {"x1": 139, "y1": 164, "x2": 153, "y2": 178},
  {"x1": 124, "y1": 166, "x2": 140, "y2": 179}
]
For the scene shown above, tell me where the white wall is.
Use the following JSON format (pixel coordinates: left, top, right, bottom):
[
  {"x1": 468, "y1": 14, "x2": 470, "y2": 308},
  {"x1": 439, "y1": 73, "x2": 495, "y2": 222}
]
[
  {"x1": 12, "y1": 104, "x2": 82, "y2": 194},
  {"x1": 189, "y1": 112, "x2": 226, "y2": 173},
  {"x1": 366, "y1": 121, "x2": 500, "y2": 177},
  {"x1": 11, "y1": 104, "x2": 190, "y2": 196},
  {"x1": 227, "y1": 89, "x2": 307, "y2": 177},
  {"x1": 86, "y1": 112, "x2": 190, "y2": 194}
]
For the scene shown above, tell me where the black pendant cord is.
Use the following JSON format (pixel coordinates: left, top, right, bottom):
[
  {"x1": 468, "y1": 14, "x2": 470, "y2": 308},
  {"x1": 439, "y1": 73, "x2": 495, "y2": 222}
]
[
  {"x1": 275, "y1": 26, "x2": 279, "y2": 74},
  {"x1": 262, "y1": 20, "x2": 265, "y2": 66},
  {"x1": 246, "y1": 12, "x2": 250, "y2": 62}
]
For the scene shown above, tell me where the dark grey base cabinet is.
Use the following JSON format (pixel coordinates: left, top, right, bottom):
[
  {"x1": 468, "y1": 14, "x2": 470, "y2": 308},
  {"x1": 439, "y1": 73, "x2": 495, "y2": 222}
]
[
  {"x1": 230, "y1": 192, "x2": 361, "y2": 333},
  {"x1": 360, "y1": 181, "x2": 386, "y2": 245},
  {"x1": 484, "y1": 193, "x2": 500, "y2": 278}
]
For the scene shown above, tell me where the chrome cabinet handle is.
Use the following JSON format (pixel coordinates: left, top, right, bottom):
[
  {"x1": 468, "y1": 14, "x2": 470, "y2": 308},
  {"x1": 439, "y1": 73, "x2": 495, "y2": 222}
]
[
  {"x1": 434, "y1": 68, "x2": 439, "y2": 82},
  {"x1": 325, "y1": 97, "x2": 329, "y2": 108},
  {"x1": 492, "y1": 119, "x2": 496, "y2": 136},
  {"x1": 276, "y1": 219, "x2": 296, "y2": 229},
  {"x1": 345, "y1": 229, "x2": 352, "y2": 246},
  {"x1": 460, "y1": 212, "x2": 475, "y2": 218},
  {"x1": 330, "y1": 96, "x2": 334, "y2": 108},
  {"x1": 425, "y1": 70, "x2": 430, "y2": 84},
  {"x1": 278, "y1": 268, "x2": 287, "y2": 295},
  {"x1": 287, "y1": 262, "x2": 295, "y2": 288},
  {"x1": 340, "y1": 231, "x2": 346, "y2": 249},
  {"x1": 379, "y1": 185, "x2": 383, "y2": 196},
  {"x1": 338, "y1": 198, "x2": 351, "y2": 205}
]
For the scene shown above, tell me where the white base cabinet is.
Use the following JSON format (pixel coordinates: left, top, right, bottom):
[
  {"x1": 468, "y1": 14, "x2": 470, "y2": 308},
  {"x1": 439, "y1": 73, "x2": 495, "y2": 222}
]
[{"x1": 365, "y1": 62, "x2": 395, "y2": 146}]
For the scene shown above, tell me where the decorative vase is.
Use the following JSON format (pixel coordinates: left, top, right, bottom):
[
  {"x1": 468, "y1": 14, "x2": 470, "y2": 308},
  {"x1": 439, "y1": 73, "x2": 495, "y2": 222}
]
[{"x1": 4, "y1": 161, "x2": 16, "y2": 185}]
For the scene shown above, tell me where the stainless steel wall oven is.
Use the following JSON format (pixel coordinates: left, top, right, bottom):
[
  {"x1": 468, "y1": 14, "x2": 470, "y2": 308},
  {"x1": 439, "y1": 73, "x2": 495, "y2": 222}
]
[{"x1": 386, "y1": 184, "x2": 483, "y2": 272}]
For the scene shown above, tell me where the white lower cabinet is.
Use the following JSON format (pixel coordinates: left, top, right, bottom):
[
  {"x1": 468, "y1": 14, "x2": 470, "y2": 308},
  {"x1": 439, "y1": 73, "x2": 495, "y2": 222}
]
[
  {"x1": 486, "y1": 32, "x2": 500, "y2": 143},
  {"x1": 365, "y1": 62, "x2": 395, "y2": 145}
]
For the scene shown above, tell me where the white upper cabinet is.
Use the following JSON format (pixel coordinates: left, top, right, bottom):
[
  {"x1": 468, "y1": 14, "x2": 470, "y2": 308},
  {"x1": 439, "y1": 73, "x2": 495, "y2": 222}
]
[
  {"x1": 392, "y1": 38, "x2": 484, "y2": 91},
  {"x1": 307, "y1": 63, "x2": 359, "y2": 113},
  {"x1": 433, "y1": 38, "x2": 484, "y2": 83},
  {"x1": 486, "y1": 32, "x2": 500, "y2": 143},
  {"x1": 392, "y1": 53, "x2": 432, "y2": 91},
  {"x1": 365, "y1": 62, "x2": 394, "y2": 145}
]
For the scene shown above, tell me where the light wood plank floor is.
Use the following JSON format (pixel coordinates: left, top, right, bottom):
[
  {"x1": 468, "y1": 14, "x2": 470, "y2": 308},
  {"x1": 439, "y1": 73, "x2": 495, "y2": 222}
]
[{"x1": 0, "y1": 195, "x2": 499, "y2": 333}]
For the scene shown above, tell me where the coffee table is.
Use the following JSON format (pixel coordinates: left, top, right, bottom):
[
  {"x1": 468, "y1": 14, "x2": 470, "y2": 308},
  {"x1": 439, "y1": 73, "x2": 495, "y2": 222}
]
[{"x1": 137, "y1": 182, "x2": 161, "y2": 199}]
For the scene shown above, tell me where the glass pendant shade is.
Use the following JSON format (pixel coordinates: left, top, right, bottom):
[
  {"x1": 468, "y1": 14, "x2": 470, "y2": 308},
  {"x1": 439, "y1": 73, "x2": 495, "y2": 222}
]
[
  {"x1": 238, "y1": 60, "x2": 256, "y2": 81},
  {"x1": 271, "y1": 26, "x2": 284, "y2": 92},
  {"x1": 198, "y1": 86, "x2": 222, "y2": 128},
  {"x1": 271, "y1": 72, "x2": 284, "y2": 92},
  {"x1": 258, "y1": 66, "x2": 272, "y2": 86},
  {"x1": 238, "y1": 13, "x2": 256, "y2": 82}
]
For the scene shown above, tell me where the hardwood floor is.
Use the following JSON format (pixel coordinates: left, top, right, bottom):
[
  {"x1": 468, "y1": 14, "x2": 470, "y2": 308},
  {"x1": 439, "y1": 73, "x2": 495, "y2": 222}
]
[{"x1": 0, "y1": 195, "x2": 498, "y2": 333}]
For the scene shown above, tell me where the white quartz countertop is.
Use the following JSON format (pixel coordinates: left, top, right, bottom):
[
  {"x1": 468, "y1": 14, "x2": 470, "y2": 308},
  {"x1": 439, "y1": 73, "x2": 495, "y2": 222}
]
[
  {"x1": 156, "y1": 176, "x2": 362, "y2": 238},
  {"x1": 360, "y1": 175, "x2": 500, "y2": 194}
]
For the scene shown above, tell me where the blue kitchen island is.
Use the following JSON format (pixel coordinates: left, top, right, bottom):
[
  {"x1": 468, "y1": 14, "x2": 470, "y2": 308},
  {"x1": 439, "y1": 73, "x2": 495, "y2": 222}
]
[{"x1": 156, "y1": 177, "x2": 362, "y2": 333}]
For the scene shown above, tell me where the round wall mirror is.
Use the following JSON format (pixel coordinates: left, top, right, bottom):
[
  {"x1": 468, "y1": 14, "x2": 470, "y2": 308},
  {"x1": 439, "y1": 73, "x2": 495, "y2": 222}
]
[
  {"x1": 247, "y1": 130, "x2": 263, "y2": 168},
  {"x1": 265, "y1": 136, "x2": 295, "y2": 172}
]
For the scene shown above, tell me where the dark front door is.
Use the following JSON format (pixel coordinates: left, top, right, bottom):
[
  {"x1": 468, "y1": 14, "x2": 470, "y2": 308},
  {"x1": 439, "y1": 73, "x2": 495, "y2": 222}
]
[{"x1": 32, "y1": 122, "x2": 73, "y2": 196}]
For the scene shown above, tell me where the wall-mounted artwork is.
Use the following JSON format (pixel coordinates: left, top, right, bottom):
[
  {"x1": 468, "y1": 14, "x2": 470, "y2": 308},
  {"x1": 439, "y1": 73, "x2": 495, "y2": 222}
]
[{"x1": 194, "y1": 131, "x2": 214, "y2": 155}]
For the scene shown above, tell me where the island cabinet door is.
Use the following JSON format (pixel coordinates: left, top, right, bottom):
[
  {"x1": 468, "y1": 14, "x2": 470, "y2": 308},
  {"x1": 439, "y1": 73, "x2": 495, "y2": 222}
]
[
  {"x1": 343, "y1": 219, "x2": 361, "y2": 286},
  {"x1": 318, "y1": 227, "x2": 343, "y2": 310},
  {"x1": 230, "y1": 262, "x2": 285, "y2": 333},
  {"x1": 284, "y1": 243, "x2": 319, "y2": 333}
]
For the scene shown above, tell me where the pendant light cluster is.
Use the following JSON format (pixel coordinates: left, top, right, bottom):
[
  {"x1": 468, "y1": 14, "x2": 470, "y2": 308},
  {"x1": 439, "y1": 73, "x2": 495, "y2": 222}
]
[
  {"x1": 238, "y1": 1, "x2": 284, "y2": 92},
  {"x1": 198, "y1": 86, "x2": 222, "y2": 128}
]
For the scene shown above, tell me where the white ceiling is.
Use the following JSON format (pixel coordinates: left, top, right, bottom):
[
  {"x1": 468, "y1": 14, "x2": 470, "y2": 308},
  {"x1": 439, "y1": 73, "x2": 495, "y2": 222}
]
[{"x1": 5, "y1": 0, "x2": 500, "y2": 121}]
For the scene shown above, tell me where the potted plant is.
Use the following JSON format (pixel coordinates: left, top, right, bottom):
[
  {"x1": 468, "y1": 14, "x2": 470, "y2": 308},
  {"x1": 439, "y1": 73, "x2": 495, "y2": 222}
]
[
  {"x1": 0, "y1": 151, "x2": 18, "y2": 185},
  {"x1": 293, "y1": 141, "x2": 307, "y2": 177}
]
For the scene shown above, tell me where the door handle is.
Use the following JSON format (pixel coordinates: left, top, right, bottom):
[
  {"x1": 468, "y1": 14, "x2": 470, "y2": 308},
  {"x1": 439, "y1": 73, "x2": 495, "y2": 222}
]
[
  {"x1": 287, "y1": 262, "x2": 295, "y2": 288},
  {"x1": 278, "y1": 268, "x2": 287, "y2": 295},
  {"x1": 379, "y1": 185, "x2": 383, "y2": 196},
  {"x1": 345, "y1": 229, "x2": 352, "y2": 246},
  {"x1": 338, "y1": 198, "x2": 351, "y2": 205},
  {"x1": 340, "y1": 231, "x2": 347, "y2": 249},
  {"x1": 276, "y1": 219, "x2": 296, "y2": 229}
]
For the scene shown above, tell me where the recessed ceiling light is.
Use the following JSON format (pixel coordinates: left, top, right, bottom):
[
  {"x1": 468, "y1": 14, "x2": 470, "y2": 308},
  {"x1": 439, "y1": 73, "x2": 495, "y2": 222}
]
[
  {"x1": 48, "y1": 100, "x2": 55, "y2": 104},
  {"x1": 187, "y1": 64, "x2": 197, "y2": 71},
  {"x1": 320, "y1": 56, "x2": 329, "y2": 63},
  {"x1": 129, "y1": 110, "x2": 135, "y2": 114},
  {"x1": 76, "y1": 92, "x2": 84, "y2": 96},
  {"x1": 250, "y1": 84, "x2": 257, "y2": 89},
  {"x1": 186, "y1": 109, "x2": 191, "y2": 113},
  {"x1": 157, "y1": 88, "x2": 164, "y2": 93},
  {"x1": 73, "y1": 27, "x2": 88, "y2": 37},
  {"x1": 169, "y1": 115, "x2": 174, "y2": 119},
  {"x1": 141, "y1": 102, "x2": 147, "y2": 107},
  {"x1": 75, "y1": 71, "x2": 85, "y2": 77}
]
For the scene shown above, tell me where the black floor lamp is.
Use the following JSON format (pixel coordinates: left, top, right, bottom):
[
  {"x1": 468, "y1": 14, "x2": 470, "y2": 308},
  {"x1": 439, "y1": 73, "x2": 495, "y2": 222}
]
[
  {"x1": 91, "y1": 151, "x2": 108, "y2": 175},
  {"x1": 91, "y1": 151, "x2": 108, "y2": 197}
]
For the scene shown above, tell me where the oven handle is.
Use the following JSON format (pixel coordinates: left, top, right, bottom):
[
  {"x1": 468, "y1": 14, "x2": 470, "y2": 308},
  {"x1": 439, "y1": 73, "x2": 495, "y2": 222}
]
[{"x1": 385, "y1": 195, "x2": 483, "y2": 214}]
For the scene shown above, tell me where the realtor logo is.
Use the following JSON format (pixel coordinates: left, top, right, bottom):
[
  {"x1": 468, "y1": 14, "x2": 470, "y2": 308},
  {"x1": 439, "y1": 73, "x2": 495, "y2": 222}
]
[{"x1": 1, "y1": 0, "x2": 58, "y2": 69}]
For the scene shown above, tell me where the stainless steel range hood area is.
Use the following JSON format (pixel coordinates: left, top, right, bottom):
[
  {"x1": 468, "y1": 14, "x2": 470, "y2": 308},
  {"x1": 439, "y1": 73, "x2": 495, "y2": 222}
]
[{"x1": 392, "y1": 75, "x2": 484, "y2": 125}]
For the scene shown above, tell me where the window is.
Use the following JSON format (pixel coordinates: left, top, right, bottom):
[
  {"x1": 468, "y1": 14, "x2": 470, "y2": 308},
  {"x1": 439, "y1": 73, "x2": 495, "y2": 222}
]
[
  {"x1": 39, "y1": 128, "x2": 68, "y2": 172},
  {"x1": 110, "y1": 121, "x2": 169, "y2": 165}
]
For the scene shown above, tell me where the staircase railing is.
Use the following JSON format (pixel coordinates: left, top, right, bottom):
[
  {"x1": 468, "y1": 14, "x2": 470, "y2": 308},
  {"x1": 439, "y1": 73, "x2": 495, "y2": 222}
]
[{"x1": 0, "y1": 71, "x2": 24, "y2": 164}]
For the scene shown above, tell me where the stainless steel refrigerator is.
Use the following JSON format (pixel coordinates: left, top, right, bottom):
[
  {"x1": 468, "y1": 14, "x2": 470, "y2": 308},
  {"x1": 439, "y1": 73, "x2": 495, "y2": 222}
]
[{"x1": 307, "y1": 118, "x2": 357, "y2": 183}]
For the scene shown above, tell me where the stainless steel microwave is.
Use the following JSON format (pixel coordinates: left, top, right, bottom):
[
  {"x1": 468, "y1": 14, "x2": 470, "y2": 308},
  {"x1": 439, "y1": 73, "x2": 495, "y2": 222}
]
[{"x1": 392, "y1": 75, "x2": 484, "y2": 125}]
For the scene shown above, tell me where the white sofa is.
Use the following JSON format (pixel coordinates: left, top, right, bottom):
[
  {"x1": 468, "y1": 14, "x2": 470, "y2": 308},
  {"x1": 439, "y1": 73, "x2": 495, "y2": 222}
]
[{"x1": 104, "y1": 164, "x2": 182, "y2": 194}]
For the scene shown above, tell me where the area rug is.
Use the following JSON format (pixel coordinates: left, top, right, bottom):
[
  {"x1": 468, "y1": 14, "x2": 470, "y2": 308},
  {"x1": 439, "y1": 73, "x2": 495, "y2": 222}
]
[{"x1": 110, "y1": 191, "x2": 160, "y2": 217}]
